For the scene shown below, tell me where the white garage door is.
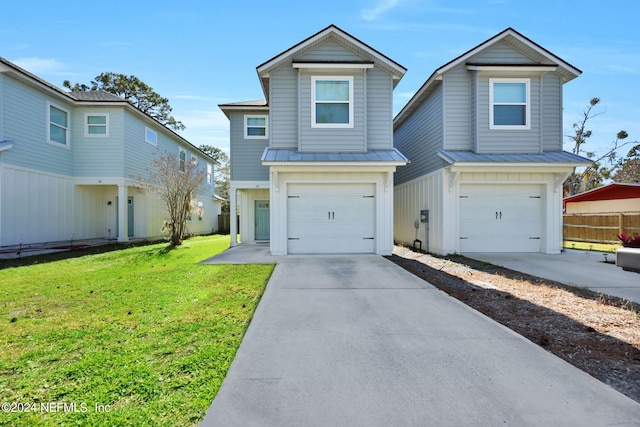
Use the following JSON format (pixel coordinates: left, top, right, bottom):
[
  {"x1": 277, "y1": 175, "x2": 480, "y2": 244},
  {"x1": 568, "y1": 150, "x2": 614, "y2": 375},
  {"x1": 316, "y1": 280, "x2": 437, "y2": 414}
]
[
  {"x1": 287, "y1": 183, "x2": 375, "y2": 254},
  {"x1": 459, "y1": 184, "x2": 543, "y2": 252}
]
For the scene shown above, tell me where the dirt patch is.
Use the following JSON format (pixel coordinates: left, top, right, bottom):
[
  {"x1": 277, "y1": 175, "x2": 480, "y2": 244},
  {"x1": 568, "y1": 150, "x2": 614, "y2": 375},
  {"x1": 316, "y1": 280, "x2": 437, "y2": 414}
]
[{"x1": 387, "y1": 246, "x2": 640, "y2": 403}]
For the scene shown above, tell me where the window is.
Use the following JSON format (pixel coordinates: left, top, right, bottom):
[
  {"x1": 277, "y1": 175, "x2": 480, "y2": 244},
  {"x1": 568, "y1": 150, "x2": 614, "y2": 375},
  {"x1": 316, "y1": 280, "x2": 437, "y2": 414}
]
[
  {"x1": 179, "y1": 148, "x2": 186, "y2": 172},
  {"x1": 47, "y1": 102, "x2": 69, "y2": 146},
  {"x1": 85, "y1": 114, "x2": 109, "y2": 137},
  {"x1": 244, "y1": 115, "x2": 268, "y2": 139},
  {"x1": 312, "y1": 76, "x2": 353, "y2": 128},
  {"x1": 490, "y1": 78, "x2": 530, "y2": 129},
  {"x1": 145, "y1": 127, "x2": 158, "y2": 145},
  {"x1": 206, "y1": 163, "x2": 212, "y2": 184}
]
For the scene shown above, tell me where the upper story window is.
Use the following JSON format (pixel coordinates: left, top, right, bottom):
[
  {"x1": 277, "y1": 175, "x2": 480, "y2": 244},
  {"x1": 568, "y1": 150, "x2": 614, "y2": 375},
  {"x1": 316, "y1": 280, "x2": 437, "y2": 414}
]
[
  {"x1": 145, "y1": 127, "x2": 158, "y2": 146},
  {"x1": 244, "y1": 115, "x2": 268, "y2": 139},
  {"x1": 85, "y1": 113, "x2": 109, "y2": 137},
  {"x1": 179, "y1": 148, "x2": 186, "y2": 172},
  {"x1": 206, "y1": 163, "x2": 212, "y2": 184},
  {"x1": 311, "y1": 76, "x2": 353, "y2": 128},
  {"x1": 490, "y1": 78, "x2": 530, "y2": 130},
  {"x1": 47, "y1": 102, "x2": 70, "y2": 147}
]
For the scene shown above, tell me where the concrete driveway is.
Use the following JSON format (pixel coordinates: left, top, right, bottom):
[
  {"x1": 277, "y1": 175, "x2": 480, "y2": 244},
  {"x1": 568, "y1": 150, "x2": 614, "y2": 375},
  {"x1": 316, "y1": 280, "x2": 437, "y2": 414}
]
[
  {"x1": 201, "y1": 247, "x2": 640, "y2": 426},
  {"x1": 466, "y1": 249, "x2": 640, "y2": 303}
]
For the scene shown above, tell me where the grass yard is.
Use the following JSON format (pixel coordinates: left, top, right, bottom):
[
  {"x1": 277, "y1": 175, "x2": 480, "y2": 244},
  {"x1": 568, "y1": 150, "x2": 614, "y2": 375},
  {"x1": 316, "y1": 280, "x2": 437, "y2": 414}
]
[
  {"x1": 563, "y1": 240, "x2": 622, "y2": 253},
  {"x1": 0, "y1": 235, "x2": 274, "y2": 426}
]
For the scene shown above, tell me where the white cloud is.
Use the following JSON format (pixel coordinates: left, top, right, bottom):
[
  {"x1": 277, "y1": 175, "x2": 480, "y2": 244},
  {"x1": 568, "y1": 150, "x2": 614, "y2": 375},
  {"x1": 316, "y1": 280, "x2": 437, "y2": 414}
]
[
  {"x1": 361, "y1": 0, "x2": 401, "y2": 21},
  {"x1": 11, "y1": 57, "x2": 65, "y2": 74}
]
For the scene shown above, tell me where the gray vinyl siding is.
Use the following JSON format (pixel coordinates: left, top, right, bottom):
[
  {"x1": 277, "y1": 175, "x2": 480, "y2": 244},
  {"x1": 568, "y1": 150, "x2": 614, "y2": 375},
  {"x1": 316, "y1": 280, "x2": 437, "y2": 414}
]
[
  {"x1": 73, "y1": 107, "x2": 125, "y2": 177},
  {"x1": 2, "y1": 76, "x2": 74, "y2": 176},
  {"x1": 367, "y1": 67, "x2": 394, "y2": 150},
  {"x1": 443, "y1": 66, "x2": 473, "y2": 151},
  {"x1": 122, "y1": 112, "x2": 212, "y2": 188},
  {"x1": 123, "y1": 112, "x2": 155, "y2": 180},
  {"x1": 541, "y1": 72, "x2": 563, "y2": 151},
  {"x1": 270, "y1": 67, "x2": 298, "y2": 149},
  {"x1": 394, "y1": 84, "x2": 445, "y2": 185},
  {"x1": 298, "y1": 72, "x2": 366, "y2": 152},
  {"x1": 296, "y1": 39, "x2": 363, "y2": 62},
  {"x1": 476, "y1": 75, "x2": 541, "y2": 154},
  {"x1": 229, "y1": 111, "x2": 269, "y2": 181},
  {"x1": 469, "y1": 41, "x2": 535, "y2": 64}
]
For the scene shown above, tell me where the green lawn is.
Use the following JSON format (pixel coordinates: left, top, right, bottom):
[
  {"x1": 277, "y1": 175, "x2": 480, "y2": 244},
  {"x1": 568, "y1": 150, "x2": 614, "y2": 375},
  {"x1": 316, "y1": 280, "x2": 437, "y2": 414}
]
[
  {"x1": 0, "y1": 235, "x2": 274, "y2": 426},
  {"x1": 563, "y1": 240, "x2": 622, "y2": 253}
]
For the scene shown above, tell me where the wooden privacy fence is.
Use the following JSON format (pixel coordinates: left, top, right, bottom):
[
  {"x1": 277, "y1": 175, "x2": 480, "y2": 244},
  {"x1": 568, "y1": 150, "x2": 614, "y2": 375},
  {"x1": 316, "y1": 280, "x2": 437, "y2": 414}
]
[
  {"x1": 563, "y1": 212, "x2": 640, "y2": 243},
  {"x1": 217, "y1": 214, "x2": 239, "y2": 234}
]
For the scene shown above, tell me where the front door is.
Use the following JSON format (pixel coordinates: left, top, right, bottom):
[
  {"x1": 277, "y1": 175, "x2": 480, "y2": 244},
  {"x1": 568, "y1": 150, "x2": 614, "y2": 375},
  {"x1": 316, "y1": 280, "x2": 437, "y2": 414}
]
[
  {"x1": 116, "y1": 196, "x2": 135, "y2": 238},
  {"x1": 255, "y1": 200, "x2": 270, "y2": 240}
]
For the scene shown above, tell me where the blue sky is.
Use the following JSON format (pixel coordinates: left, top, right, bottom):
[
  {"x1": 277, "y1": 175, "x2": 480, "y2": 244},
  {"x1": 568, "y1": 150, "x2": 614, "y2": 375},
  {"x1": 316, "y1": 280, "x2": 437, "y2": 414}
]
[{"x1": 2, "y1": 0, "x2": 639, "y2": 160}]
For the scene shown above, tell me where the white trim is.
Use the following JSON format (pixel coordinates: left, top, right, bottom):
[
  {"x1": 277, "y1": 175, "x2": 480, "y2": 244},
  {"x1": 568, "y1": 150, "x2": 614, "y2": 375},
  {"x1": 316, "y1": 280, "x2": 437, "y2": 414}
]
[
  {"x1": 467, "y1": 65, "x2": 557, "y2": 73},
  {"x1": 84, "y1": 113, "x2": 110, "y2": 138},
  {"x1": 311, "y1": 76, "x2": 354, "y2": 128},
  {"x1": 244, "y1": 114, "x2": 269, "y2": 139},
  {"x1": 293, "y1": 62, "x2": 374, "y2": 70},
  {"x1": 144, "y1": 127, "x2": 158, "y2": 146},
  {"x1": 489, "y1": 78, "x2": 530, "y2": 130},
  {"x1": 46, "y1": 101, "x2": 70, "y2": 148}
]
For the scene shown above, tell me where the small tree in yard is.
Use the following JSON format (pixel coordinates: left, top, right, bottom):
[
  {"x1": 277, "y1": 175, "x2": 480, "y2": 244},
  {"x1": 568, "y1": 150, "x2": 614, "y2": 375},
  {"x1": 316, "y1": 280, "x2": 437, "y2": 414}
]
[{"x1": 149, "y1": 151, "x2": 204, "y2": 246}]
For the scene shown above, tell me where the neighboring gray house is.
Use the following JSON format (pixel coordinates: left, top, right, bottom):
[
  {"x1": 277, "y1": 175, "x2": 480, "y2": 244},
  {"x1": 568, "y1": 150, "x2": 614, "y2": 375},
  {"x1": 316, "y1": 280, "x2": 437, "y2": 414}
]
[
  {"x1": 220, "y1": 25, "x2": 408, "y2": 255},
  {"x1": 0, "y1": 56, "x2": 220, "y2": 247},
  {"x1": 393, "y1": 28, "x2": 591, "y2": 255}
]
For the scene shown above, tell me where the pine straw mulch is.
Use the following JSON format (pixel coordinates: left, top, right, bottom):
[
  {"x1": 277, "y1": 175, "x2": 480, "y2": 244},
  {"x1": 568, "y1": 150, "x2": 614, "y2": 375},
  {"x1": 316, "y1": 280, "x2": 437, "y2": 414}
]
[{"x1": 387, "y1": 246, "x2": 640, "y2": 403}]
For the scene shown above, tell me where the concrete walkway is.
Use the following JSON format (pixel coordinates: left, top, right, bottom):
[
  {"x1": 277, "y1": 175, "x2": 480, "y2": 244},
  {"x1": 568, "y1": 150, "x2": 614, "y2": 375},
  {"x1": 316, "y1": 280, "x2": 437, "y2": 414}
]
[
  {"x1": 466, "y1": 249, "x2": 640, "y2": 303},
  {"x1": 201, "y1": 247, "x2": 640, "y2": 426}
]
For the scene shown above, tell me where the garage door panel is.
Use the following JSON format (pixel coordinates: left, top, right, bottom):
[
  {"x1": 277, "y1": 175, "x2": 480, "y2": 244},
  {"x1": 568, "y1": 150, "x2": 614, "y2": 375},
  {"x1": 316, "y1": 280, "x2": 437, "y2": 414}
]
[
  {"x1": 460, "y1": 184, "x2": 542, "y2": 253},
  {"x1": 287, "y1": 184, "x2": 375, "y2": 254}
]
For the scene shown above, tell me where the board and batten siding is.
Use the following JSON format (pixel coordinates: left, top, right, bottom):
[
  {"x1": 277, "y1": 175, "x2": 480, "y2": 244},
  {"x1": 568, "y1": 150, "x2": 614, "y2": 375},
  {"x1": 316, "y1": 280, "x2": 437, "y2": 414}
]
[
  {"x1": 394, "y1": 170, "x2": 448, "y2": 255},
  {"x1": 393, "y1": 83, "x2": 444, "y2": 186},
  {"x1": 73, "y1": 107, "x2": 125, "y2": 177},
  {"x1": 229, "y1": 111, "x2": 270, "y2": 182},
  {"x1": 0, "y1": 164, "x2": 75, "y2": 245},
  {"x1": 2, "y1": 75, "x2": 74, "y2": 176},
  {"x1": 270, "y1": 67, "x2": 298, "y2": 149}
]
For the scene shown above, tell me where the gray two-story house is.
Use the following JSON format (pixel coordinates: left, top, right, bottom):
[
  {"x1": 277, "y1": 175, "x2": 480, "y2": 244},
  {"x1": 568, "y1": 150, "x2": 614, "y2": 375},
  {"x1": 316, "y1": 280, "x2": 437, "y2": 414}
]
[
  {"x1": 393, "y1": 28, "x2": 590, "y2": 255},
  {"x1": 0, "y1": 57, "x2": 219, "y2": 248},
  {"x1": 220, "y1": 25, "x2": 407, "y2": 255}
]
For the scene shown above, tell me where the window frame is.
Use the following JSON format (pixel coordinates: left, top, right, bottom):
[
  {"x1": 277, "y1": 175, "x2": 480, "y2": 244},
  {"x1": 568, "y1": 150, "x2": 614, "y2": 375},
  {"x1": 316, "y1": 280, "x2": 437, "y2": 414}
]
[
  {"x1": 489, "y1": 78, "x2": 530, "y2": 130},
  {"x1": 47, "y1": 102, "x2": 70, "y2": 148},
  {"x1": 206, "y1": 163, "x2": 213, "y2": 185},
  {"x1": 311, "y1": 76, "x2": 354, "y2": 129},
  {"x1": 244, "y1": 114, "x2": 269, "y2": 139},
  {"x1": 178, "y1": 148, "x2": 187, "y2": 172},
  {"x1": 84, "y1": 113, "x2": 109, "y2": 137},
  {"x1": 145, "y1": 127, "x2": 158, "y2": 146}
]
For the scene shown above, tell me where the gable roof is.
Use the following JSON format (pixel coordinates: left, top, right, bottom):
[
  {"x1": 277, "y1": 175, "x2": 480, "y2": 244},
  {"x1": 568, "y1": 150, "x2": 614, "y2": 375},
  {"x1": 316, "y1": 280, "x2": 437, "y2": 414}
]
[
  {"x1": 394, "y1": 27, "x2": 582, "y2": 128},
  {"x1": 256, "y1": 24, "x2": 407, "y2": 99},
  {"x1": 0, "y1": 56, "x2": 217, "y2": 163},
  {"x1": 564, "y1": 182, "x2": 640, "y2": 204}
]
